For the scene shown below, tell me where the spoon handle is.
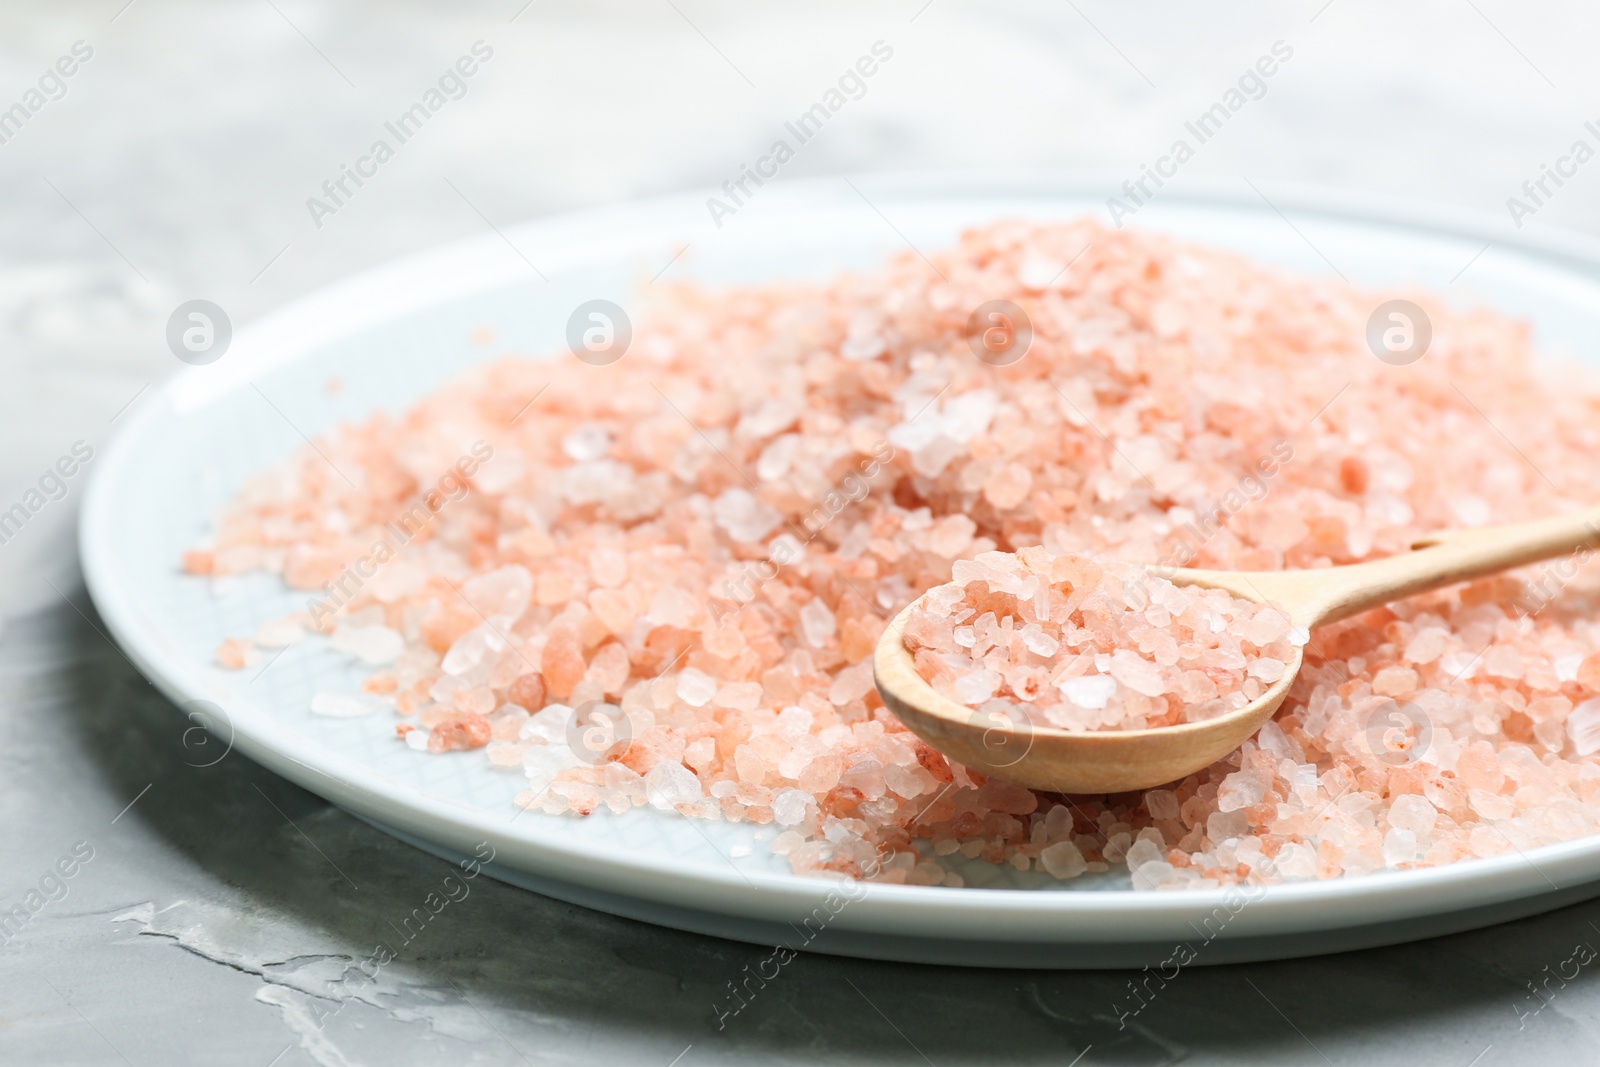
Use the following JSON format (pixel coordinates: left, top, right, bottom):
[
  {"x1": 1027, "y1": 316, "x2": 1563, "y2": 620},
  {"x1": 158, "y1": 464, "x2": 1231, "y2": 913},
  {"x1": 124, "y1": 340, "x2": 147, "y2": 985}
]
[
  {"x1": 1170, "y1": 505, "x2": 1600, "y2": 629},
  {"x1": 1314, "y1": 505, "x2": 1600, "y2": 624}
]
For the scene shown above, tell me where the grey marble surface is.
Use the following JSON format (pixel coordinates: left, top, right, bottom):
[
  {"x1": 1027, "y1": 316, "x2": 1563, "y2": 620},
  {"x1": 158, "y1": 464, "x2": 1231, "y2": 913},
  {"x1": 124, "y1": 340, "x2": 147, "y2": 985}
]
[{"x1": 5, "y1": 1, "x2": 1600, "y2": 1063}]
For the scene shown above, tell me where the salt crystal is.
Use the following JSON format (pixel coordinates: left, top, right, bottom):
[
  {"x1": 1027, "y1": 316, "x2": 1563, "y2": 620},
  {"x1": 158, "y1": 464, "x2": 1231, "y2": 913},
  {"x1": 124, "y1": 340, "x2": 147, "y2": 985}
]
[
  {"x1": 1382, "y1": 828, "x2": 1418, "y2": 867},
  {"x1": 776, "y1": 704, "x2": 814, "y2": 741},
  {"x1": 739, "y1": 397, "x2": 802, "y2": 438},
  {"x1": 1388, "y1": 794, "x2": 1437, "y2": 837},
  {"x1": 519, "y1": 706, "x2": 572, "y2": 745},
  {"x1": 461, "y1": 565, "x2": 533, "y2": 623},
  {"x1": 561, "y1": 423, "x2": 613, "y2": 461},
  {"x1": 1215, "y1": 773, "x2": 1265, "y2": 813},
  {"x1": 840, "y1": 334, "x2": 886, "y2": 362},
  {"x1": 828, "y1": 661, "x2": 875, "y2": 706},
  {"x1": 1468, "y1": 788, "x2": 1514, "y2": 821},
  {"x1": 713, "y1": 488, "x2": 782, "y2": 543},
  {"x1": 714, "y1": 681, "x2": 763, "y2": 712},
  {"x1": 1241, "y1": 608, "x2": 1289, "y2": 647},
  {"x1": 1109, "y1": 649, "x2": 1167, "y2": 698},
  {"x1": 486, "y1": 740, "x2": 525, "y2": 767},
  {"x1": 1039, "y1": 839, "x2": 1088, "y2": 879},
  {"x1": 1207, "y1": 809, "x2": 1249, "y2": 841},
  {"x1": 1439, "y1": 651, "x2": 1480, "y2": 680},
  {"x1": 1403, "y1": 628, "x2": 1448, "y2": 665},
  {"x1": 1273, "y1": 842, "x2": 1317, "y2": 880},
  {"x1": 523, "y1": 743, "x2": 581, "y2": 792},
  {"x1": 646, "y1": 586, "x2": 700, "y2": 629},
  {"x1": 888, "y1": 419, "x2": 959, "y2": 477},
  {"x1": 1483, "y1": 646, "x2": 1524, "y2": 679},
  {"x1": 1044, "y1": 803, "x2": 1074, "y2": 840},
  {"x1": 1371, "y1": 666, "x2": 1417, "y2": 696},
  {"x1": 941, "y1": 390, "x2": 998, "y2": 444},
  {"x1": 331, "y1": 623, "x2": 404, "y2": 665},
  {"x1": 1256, "y1": 720, "x2": 1293, "y2": 759},
  {"x1": 1247, "y1": 658, "x2": 1287, "y2": 683},
  {"x1": 757, "y1": 435, "x2": 801, "y2": 481},
  {"x1": 676, "y1": 668, "x2": 718, "y2": 708},
  {"x1": 368, "y1": 562, "x2": 424, "y2": 604},
  {"x1": 255, "y1": 617, "x2": 305, "y2": 648},
  {"x1": 1018, "y1": 255, "x2": 1063, "y2": 291},
  {"x1": 645, "y1": 761, "x2": 704, "y2": 810},
  {"x1": 952, "y1": 669, "x2": 998, "y2": 705},
  {"x1": 440, "y1": 626, "x2": 494, "y2": 676},
  {"x1": 799, "y1": 599, "x2": 837, "y2": 648},
  {"x1": 1060, "y1": 674, "x2": 1117, "y2": 710},
  {"x1": 884, "y1": 763, "x2": 929, "y2": 799},
  {"x1": 1567, "y1": 698, "x2": 1600, "y2": 755},
  {"x1": 1021, "y1": 624, "x2": 1059, "y2": 658},
  {"x1": 560, "y1": 459, "x2": 634, "y2": 507},
  {"x1": 772, "y1": 788, "x2": 811, "y2": 826},
  {"x1": 840, "y1": 754, "x2": 887, "y2": 799},
  {"x1": 1124, "y1": 838, "x2": 1164, "y2": 870},
  {"x1": 1135, "y1": 792, "x2": 1176, "y2": 823}
]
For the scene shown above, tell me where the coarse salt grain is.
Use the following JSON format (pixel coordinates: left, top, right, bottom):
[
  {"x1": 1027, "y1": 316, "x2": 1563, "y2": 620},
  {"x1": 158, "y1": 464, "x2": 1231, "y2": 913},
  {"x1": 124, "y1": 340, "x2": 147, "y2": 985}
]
[
  {"x1": 645, "y1": 760, "x2": 704, "y2": 810},
  {"x1": 330, "y1": 623, "x2": 405, "y2": 665},
  {"x1": 1039, "y1": 839, "x2": 1088, "y2": 879},
  {"x1": 905, "y1": 550, "x2": 1287, "y2": 730}
]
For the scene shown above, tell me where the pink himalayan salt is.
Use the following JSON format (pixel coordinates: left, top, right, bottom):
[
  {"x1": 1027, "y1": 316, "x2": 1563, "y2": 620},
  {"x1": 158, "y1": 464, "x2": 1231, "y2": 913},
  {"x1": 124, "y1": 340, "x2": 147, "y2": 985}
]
[
  {"x1": 197, "y1": 218, "x2": 1600, "y2": 891},
  {"x1": 905, "y1": 549, "x2": 1297, "y2": 730},
  {"x1": 215, "y1": 637, "x2": 257, "y2": 669}
]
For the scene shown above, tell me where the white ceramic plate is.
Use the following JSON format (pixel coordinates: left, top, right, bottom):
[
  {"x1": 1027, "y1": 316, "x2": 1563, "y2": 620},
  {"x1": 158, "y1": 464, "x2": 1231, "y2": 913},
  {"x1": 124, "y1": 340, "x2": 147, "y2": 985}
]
[{"x1": 81, "y1": 174, "x2": 1600, "y2": 968}]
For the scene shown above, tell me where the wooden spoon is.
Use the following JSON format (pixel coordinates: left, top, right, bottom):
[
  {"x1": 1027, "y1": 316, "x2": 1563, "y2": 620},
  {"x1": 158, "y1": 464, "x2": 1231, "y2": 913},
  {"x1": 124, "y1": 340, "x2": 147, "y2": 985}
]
[{"x1": 874, "y1": 508, "x2": 1600, "y2": 794}]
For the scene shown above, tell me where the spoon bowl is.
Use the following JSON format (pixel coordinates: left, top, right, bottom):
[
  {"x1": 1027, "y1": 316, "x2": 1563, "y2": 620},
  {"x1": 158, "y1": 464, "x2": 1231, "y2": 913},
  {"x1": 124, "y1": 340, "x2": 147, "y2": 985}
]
[
  {"x1": 874, "y1": 506, "x2": 1600, "y2": 795},
  {"x1": 874, "y1": 584, "x2": 1303, "y2": 794}
]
